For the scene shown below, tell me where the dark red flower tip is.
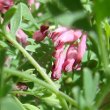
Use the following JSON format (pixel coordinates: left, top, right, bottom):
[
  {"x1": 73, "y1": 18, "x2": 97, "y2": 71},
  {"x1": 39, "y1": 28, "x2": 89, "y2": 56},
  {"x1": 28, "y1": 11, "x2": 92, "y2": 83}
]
[
  {"x1": 40, "y1": 25, "x2": 49, "y2": 33},
  {"x1": 33, "y1": 25, "x2": 49, "y2": 42}
]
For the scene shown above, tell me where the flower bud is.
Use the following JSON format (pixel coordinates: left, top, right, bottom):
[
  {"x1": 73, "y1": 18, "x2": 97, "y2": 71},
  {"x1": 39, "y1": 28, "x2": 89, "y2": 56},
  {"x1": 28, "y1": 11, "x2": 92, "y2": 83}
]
[
  {"x1": 51, "y1": 48, "x2": 67, "y2": 80},
  {"x1": 33, "y1": 25, "x2": 49, "y2": 42},
  {"x1": 0, "y1": 0, "x2": 13, "y2": 13},
  {"x1": 76, "y1": 33, "x2": 87, "y2": 63},
  {"x1": 33, "y1": 30, "x2": 45, "y2": 42},
  {"x1": 63, "y1": 45, "x2": 78, "y2": 72},
  {"x1": 16, "y1": 29, "x2": 28, "y2": 46}
]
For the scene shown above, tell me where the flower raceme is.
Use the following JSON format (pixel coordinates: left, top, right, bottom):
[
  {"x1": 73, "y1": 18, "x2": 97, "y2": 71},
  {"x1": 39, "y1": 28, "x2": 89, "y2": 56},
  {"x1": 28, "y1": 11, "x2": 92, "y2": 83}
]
[
  {"x1": 33, "y1": 26, "x2": 87, "y2": 80},
  {"x1": 0, "y1": 0, "x2": 13, "y2": 13},
  {"x1": 48, "y1": 27, "x2": 87, "y2": 80}
]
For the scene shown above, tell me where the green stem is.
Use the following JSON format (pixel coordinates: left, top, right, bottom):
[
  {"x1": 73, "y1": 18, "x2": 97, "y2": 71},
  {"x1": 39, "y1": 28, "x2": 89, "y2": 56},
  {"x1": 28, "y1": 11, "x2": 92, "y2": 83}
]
[
  {"x1": 96, "y1": 22, "x2": 109, "y2": 68},
  {"x1": 59, "y1": 97, "x2": 69, "y2": 110},
  {"x1": 5, "y1": 34, "x2": 55, "y2": 87},
  {"x1": 14, "y1": 97, "x2": 26, "y2": 110},
  {"x1": 96, "y1": 20, "x2": 110, "y2": 109},
  {"x1": 95, "y1": 78, "x2": 110, "y2": 109},
  {"x1": 3, "y1": 68, "x2": 77, "y2": 107},
  {"x1": 13, "y1": 91, "x2": 69, "y2": 109},
  {"x1": 4, "y1": 33, "x2": 69, "y2": 109},
  {"x1": 12, "y1": 91, "x2": 37, "y2": 96}
]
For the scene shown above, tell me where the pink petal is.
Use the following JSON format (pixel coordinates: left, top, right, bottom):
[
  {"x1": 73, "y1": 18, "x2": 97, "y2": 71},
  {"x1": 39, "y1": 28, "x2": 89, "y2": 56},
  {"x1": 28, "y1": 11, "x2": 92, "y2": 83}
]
[
  {"x1": 16, "y1": 29, "x2": 28, "y2": 45},
  {"x1": 76, "y1": 33, "x2": 87, "y2": 62},
  {"x1": 35, "y1": 2, "x2": 40, "y2": 9},
  {"x1": 74, "y1": 29, "x2": 82, "y2": 41},
  {"x1": 53, "y1": 26, "x2": 68, "y2": 33},
  {"x1": 48, "y1": 26, "x2": 68, "y2": 42},
  {"x1": 27, "y1": 0, "x2": 34, "y2": 5},
  {"x1": 63, "y1": 45, "x2": 78, "y2": 72},
  {"x1": 0, "y1": 0, "x2": 13, "y2": 13},
  {"x1": 56, "y1": 30, "x2": 74, "y2": 45},
  {"x1": 33, "y1": 30, "x2": 45, "y2": 42},
  {"x1": 33, "y1": 25, "x2": 49, "y2": 42},
  {"x1": 55, "y1": 29, "x2": 82, "y2": 47},
  {"x1": 53, "y1": 44, "x2": 64, "y2": 58},
  {"x1": 51, "y1": 46, "x2": 67, "y2": 80}
]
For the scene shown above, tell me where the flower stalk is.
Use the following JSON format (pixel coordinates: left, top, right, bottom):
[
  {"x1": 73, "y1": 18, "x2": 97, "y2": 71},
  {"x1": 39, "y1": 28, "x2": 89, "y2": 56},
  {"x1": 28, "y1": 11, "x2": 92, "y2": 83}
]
[
  {"x1": 3, "y1": 67, "x2": 78, "y2": 107},
  {"x1": 4, "y1": 32, "x2": 69, "y2": 110}
]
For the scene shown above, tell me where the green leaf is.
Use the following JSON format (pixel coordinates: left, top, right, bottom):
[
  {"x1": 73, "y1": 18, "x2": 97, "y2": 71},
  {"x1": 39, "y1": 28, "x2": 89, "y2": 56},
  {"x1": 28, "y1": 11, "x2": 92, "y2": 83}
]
[
  {"x1": 47, "y1": 1, "x2": 64, "y2": 16},
  {"x1": 10, "y1": 4, "x2": 22, "y2": 36},
  {"x1": 88, "y1": 31, "x2": 100, "y2": 58},
  {"x1": 0, "y1": 48, "x2": 6, "y2": 97},
  {"x1": 60, "y1": 0, "x2": 83, "y2": 11},
  {"x1": 83, "y1": 68, "x2": 100, "y2": 107},
  {"x1": 73, "y1": 16, "x2": 91, "y2": 30},
  {"x1": 94, "y1": 0, "x2": 110, "y2": 21},
  {"x1": 3, "y1": 7, "x2": 16, "y2": 26},
  {"x1": 25, "y1": 45, "x2": 37, "y2": 52},
  {"x1": 0, "y1": 41, "x2": 9, "y2": 48},
  {"x1": 23, "y1": 104, "x2": 40, "y2": 110},
  {"x1": 83, "y1": 68, "x2": 93, "y2": 105},
  {"x1": 103, "y1": 20, "x2": 110, "y2": 38},
  {"x1": 10, "y1": 3, "x2": 38, "y2": 36},
  {"x1": 55, "y1": 11, "x2": 86, "y2": 26},
  {"x1": 37, "y1": 0, "x2": 47, "y2": 3},
  {"x1": 41, "y1": 94, "x2": 61, "y2": 108},
  {"x1": 1, "y1": 96, "x2": 24, "y2": 110},
  {"x1": 19, "y1": 3, "x2": 38, "y2": 27},
  {"x1": 0, "y1": 48, "x2": 6, "y2": 72},
  {"x1": 92, "y1": 73, "x2": 100, "y2": 101}
]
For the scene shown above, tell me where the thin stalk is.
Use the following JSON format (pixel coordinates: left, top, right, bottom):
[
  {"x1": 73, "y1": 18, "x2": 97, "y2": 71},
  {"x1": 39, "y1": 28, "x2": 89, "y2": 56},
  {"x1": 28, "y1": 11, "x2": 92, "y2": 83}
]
[
  {"x1": 12, "y1": 91, "x2": 37, "y2": 96},
  {"x1": 96, "y1": 19, "x2": 110, "y2": 109},
  {"x1": 5, "y1": 33, "x2": 55, "y2": 87},
  {"x1": 95, "y1": 77, "x2": 110, "y2": 108},
  {"x1": 4, "y1": 33, "x2": 69, "y2": 109},
  {"x1": 14, "y1": 97, "x2": 27, "y2": 110},
  {"x1": 12, "y1": 91, "x2": 69, "y2": 110},
  {"x1": 3, "y1": 68, "x2": 78, "y2": 107}
]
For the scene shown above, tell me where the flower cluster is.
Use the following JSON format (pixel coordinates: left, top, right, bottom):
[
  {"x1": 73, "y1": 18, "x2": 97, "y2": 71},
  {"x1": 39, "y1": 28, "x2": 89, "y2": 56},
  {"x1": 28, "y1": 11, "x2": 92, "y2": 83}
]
[
  {"x1": 49, "y1": 27, "x2": 87, "y2": 80},
  {"x1": 0, "y1": 0, "x2": 13, "y2": 13},
  {"x1": 1, "y1": 0, "x2": 87, "y2": 80},
  {"x1": 34, "y1": 26, "x2": 87, "y2": 80}
]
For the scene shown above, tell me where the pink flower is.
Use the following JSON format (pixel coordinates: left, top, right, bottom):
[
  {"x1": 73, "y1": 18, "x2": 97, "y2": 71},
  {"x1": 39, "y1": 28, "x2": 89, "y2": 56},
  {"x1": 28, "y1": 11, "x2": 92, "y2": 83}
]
[
  {"x1": 49, "y1": 27, "x2": 68, "y2": 44},
  {"x1": 53, "y1": 44, "x2": 64, "y2": 58},
  {"x1": 56, "y1": 30, "x2": 82, "y2": 46},
  {"x1": 76, "y1": 33, "x2": 87, "y2": 63},
  {"x1": 16, "y1": 29, "x2": 28, "y2": 46},
  {"x1": 33, "y1": 30, "x2": 45, "y2": 42},
  {"x1": 51, "y1": 47, "x2": 67, "y2": 80},
  {"x1": 27, "y1": 0, "x2": 40, "y2": 9},
  {"x1": 63, "y1": 45, "x2": 78, "y2": 72},
  {"x1": 33, "y1": 25, "x2": 49, "y2": 42},
  {"x1": 49, "y1": 26, "x2": 87, "y2": 80},
  {"x1": 0, "y1": 0, "x2": 13, "y2": 13},
  {"x1": 49, "y1": 27, "x2": 82, "y2": 47},
  {"x1": 27, "y1": 0, "x2": 34, "y2": 5},
  {"x1": 32, "y1": 26, "x2": 87, "y2": 80}
]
